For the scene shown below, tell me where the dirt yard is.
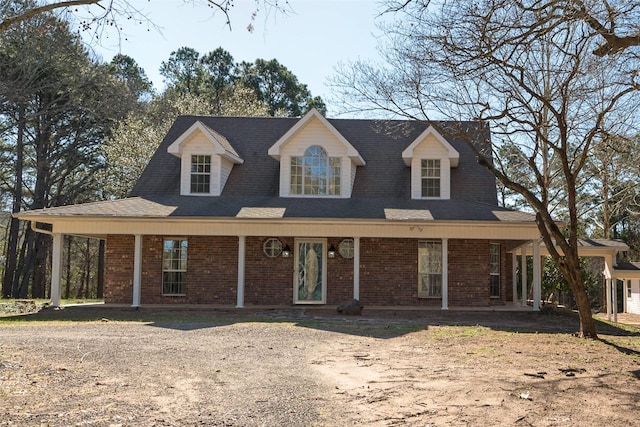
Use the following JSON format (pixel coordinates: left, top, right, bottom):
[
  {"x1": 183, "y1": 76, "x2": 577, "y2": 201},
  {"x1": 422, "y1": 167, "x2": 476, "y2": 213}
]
[{"x1": 1, "y1": 306, "x2": 639, "y2": 426}]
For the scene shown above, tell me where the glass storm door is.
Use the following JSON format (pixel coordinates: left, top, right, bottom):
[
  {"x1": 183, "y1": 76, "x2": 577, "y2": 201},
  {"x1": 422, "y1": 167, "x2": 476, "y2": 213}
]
[{"x1": 294, "y1": 240, "x2": 326, "y2": 304}]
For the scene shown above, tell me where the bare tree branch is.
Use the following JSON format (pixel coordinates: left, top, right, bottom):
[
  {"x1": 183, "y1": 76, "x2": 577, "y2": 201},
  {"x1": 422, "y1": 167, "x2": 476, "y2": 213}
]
[
  {"x1": 1, "y1": 0, "x2": 101, "y2": 32},
  {"x1": 332, "y1": 0, "x2": 640, "y2": 337}
]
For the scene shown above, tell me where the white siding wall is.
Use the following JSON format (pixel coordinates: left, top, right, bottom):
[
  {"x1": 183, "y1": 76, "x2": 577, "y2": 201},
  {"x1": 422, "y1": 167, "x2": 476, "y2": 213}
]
[
  {"x1": 628, "y1": 279, "x2": 640, "y2": 315},
  {"x1": 350, "y1": 159, "x2": 357, "y2": 198},
  {"x1": 279, "y1": 155, "x2": 292, "y2": 197},
  {"x1": 178, "y1": 131, "x2": 228, "y2": 196},
  {"x1": 410, "y1": 136, "x2": 451, "y2": 199},
  {"x1": 278, "y1": 117, "x2": 351, "y2": 198},
  {"x1": 220, "y1": 157, "x2": 235, "y2": 194}
]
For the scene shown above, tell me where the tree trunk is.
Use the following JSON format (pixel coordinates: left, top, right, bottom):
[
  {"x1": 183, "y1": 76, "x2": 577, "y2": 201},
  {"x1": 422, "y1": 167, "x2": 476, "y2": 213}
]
[
  {"x1": 3, "y1": 108, "x2": 24, "y2": 298},
  {"x1": 601, "y1": 160, "x2": 611, "y2": 240},
  {"x1": 30, "y1": 122, "x2": 50, "y2": 298},
  {"x1": 31, "y1": 233, "x2": 50, "y2": 298},
  {"x1": 15, "y1": 227, "x2": 35, "y2": 298},
  {"x1": 562, "y1": 255, "x2": 598, "y2": 338},
  {"x1": 535, "y1": 212, "x2": 598, "y2": 338}
]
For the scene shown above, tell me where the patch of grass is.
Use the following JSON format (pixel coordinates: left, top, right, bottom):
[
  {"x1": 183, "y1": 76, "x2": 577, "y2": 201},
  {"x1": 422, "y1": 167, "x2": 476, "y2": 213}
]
[
  {"x1": 466, "y1": 344, "x2": 501, "y2": 358},
  {"x1": 596, "y1": 318, "x2": 640, "y2": 335},
  {"x1": 602, "y1": 336, "x2": 640, "y2": 361},
  {"x1": 427, "y1": 325, "x2": 489, "y2": 339}
]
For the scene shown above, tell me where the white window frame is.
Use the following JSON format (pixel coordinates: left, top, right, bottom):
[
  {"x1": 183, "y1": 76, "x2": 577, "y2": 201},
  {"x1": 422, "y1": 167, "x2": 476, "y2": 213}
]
[
  {"x1": 190, "y1": 154, "x2": 211, "y2": 194},
  {"x1": 338, "y1": 239, "x2": 355, "y2": 259},
  {"x1": 290, "y1": 145, "x2": 341, "y2": 197},
  {"x1": 263, "y1": 238, "x2": 283, "y2": 258},
  {"x1": 421, "y1": 159, "x2": 441, "y2": 198},
  {"x1": 489, "y1": 243, "x2": 501, "y2": 297},
  {"x1": 418, "y1": 240, "x2": 443, "y2": 298},
  {"x1": 162, "y1": 238, "x2": 188, "y2": 296}
]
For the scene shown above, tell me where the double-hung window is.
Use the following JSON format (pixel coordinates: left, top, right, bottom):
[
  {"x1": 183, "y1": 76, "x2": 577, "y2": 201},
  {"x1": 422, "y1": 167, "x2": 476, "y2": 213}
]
[
  {"x1": 190, "y1": 155, "x2": 211, "y2": 193},
  {"x1": 163, "y1": 239, "x2": 187, "y2": 295},
  {"x1": 421, "y1": 159, "x2": 441, "y2": 198},
  {"x1": 418, "y1": 240, "x2": 442, "y2": 297},
  {"x1": 489, "y1": 243, "x2": 500, "y2": 297},
  {"x1": 290, "y1": 145, "x2": 340, "y2": 196}
]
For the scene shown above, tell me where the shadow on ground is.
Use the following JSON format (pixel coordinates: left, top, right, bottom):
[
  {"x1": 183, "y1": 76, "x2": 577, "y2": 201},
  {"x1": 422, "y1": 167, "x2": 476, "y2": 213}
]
[{"x1": 1, "y1": 304, "x2": 639, "y2": 340}]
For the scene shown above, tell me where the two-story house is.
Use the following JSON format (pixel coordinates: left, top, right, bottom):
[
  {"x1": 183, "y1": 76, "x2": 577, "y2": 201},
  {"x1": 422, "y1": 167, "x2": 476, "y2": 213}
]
[{"x1": 19, "y1": 109, "x2": 609, "y2": 310}]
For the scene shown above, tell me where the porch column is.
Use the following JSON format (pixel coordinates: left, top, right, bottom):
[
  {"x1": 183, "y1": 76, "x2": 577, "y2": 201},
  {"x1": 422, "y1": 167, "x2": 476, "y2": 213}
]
[
  {"x1": 50, "y1": 233, "x2": 63, "y2": 307},
  {"x1": 532, "y1": 240, "x2": 541, "y2": 311},
  {"x1": 512, "y1": 251, "x2": 518, "y2": 303},
  {"x1": 606, "y1": 277, "x2": 612, "y2": 321},
  {"x1": 612, "y1": 277, "x2": 618, "y2": 323},
  {"x1": 353, "y1": 237, "x2": 360, "y2": 300},
  {"x1": 442, "y1": 238, "x2": 448, "y2": 310},
  {"x1": 132, "y1": 234, "x2": 142, "y2": 308},
  {"x1": 236, "y1": 236, "x2": 246, "y2": 308},
  {"x1": 521, "y1": 245, "x2": 528, "y2": 306},
  {"x1": 623, "y1": 280, "x2": 628, "y2": 314}
]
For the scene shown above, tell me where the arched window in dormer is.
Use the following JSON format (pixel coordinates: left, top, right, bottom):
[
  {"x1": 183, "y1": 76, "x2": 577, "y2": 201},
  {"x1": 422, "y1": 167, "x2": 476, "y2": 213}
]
[{"x1": 290, "y1": 145, "x2": 341, "y2": 196}]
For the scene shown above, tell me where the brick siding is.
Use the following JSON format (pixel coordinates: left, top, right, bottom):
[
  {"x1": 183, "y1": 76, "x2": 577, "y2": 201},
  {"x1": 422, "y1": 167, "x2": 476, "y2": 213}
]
[
  {"x1": 104, "y1": 235, "x2": 513, "y2": 307},
  {"x1": 104, "y1": 235, "x2": 134, "y2": 304}
]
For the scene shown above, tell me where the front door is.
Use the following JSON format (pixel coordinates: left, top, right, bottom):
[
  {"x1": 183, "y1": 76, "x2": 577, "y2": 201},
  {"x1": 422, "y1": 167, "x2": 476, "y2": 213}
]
[{"x1": 294, "y1": 239, "x2": 326, "y2": 304}]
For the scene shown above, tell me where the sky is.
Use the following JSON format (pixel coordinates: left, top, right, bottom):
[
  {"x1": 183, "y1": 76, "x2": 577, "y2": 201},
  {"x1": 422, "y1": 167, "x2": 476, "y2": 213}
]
[{"x1": 84, "y1": 0, "x2": 389, "y2": 116}]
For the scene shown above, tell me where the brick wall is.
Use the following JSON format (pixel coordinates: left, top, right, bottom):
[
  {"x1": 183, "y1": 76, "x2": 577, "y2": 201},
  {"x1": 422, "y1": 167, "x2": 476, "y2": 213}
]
[
  {"x1": 244, "y1": 237, "x2": 293, "y2": 305},
  {"x1": 139, "y1": 236, "x2": 238, "y2": 305},
  {"x1": 358, "y1": 238, "x2": 513, "y2": 307},
  {"x1": 104, "y1": 234, "x2": 513, "y2": 307},
  {"x1": 326, "y1": 238, "x2": 355, "y2": 304},
  {"x1": 359, "y1": 238, "x2": 442, "y2": 306},
  {"x1": 104, "y1": 235, "x2": 134, "y2": 304},
  {"x1": 105, "y1": 235, "x2": 238, "y2": 305},
  {"x1": 244, "y1": 237, "x2": 354, "y2": 305}
]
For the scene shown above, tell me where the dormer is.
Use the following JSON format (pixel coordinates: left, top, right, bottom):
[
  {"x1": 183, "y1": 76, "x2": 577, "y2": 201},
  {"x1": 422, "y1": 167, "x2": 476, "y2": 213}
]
[
  {"x1": 402, "y1": 126, "x2": 459, "y2": 200},
  {"x1": 268, "y1": 109, "x2": 365, "y2": 198},
  {"x1": 168, "y1": 121, "x2": 243, "y2": 196}
]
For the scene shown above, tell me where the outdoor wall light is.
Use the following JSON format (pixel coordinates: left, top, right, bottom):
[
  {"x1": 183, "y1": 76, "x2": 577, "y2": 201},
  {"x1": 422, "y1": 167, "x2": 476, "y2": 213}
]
[
  {"x1": 281, "y1": 244, "x2": 291, "y2": 258},
  {"x1": 328, "y1": 244, "x2": 337, "y2": 258}
]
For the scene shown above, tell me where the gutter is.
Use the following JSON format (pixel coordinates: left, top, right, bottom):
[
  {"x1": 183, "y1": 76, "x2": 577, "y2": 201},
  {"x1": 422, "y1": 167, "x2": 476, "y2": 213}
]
[{"x1": 31, "y1": 220, "x2": 53, "y2": 235}]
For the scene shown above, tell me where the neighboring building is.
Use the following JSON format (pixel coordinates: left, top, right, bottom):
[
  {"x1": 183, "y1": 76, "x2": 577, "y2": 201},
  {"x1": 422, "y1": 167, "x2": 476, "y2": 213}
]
[
  {"x1": 15, "y1": 109, "x2": 629, "y2": 311},
  {"x1": 614, "y1": 263, "x2": 640, "y2": 315}
]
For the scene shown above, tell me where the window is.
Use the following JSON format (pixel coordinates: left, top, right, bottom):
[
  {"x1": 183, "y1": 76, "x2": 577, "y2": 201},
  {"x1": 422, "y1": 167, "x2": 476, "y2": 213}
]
[
  {"x1": 290, "y1": 145, "x2": 340, "y2": 196},
  {"x1": 163, "y1": 239, "x2": 187, "y2": 295},
  {"x1": 339, "y1": 239, "x2": 355, "y2": 259},
  {"x1": 190, "y1": 155, "x2": 211, "y2": 193},
  {"x1": 490, "y1": 243, "x2": 500, "y2": 297},
  {"x1": 418, "y1": 241, "x2": 442, "y2": 297},
  {"x1": 628, "y1": 280, "x2": 632, "y2": 298},
  {"x1": 421, "y1": 159, "x2": 441, "y2": 198},
  {"x1": 263, "y1": 238, "x2": 283, "y2": 258}
]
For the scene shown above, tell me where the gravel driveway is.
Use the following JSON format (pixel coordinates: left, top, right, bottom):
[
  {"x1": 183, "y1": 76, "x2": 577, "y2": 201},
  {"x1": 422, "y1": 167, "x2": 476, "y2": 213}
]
[{"x1": 1, "y1": 306, "x2": 639, "y2": 426}]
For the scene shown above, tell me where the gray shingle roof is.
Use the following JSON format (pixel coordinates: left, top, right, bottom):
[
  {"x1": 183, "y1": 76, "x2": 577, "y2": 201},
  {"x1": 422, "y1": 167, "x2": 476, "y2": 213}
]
[
  {"x1": 21, "y1": 194, "x2": 535, "y2": 222},
  {"x1": 615, "y1": 262, "x2": 640, "y2": 272},
  {"x1": 127, "y1": 115, "x2": 504, "y2": 219},
  {"x1": 21, "y1": 115, "x2": 537, "y2": 223}
]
